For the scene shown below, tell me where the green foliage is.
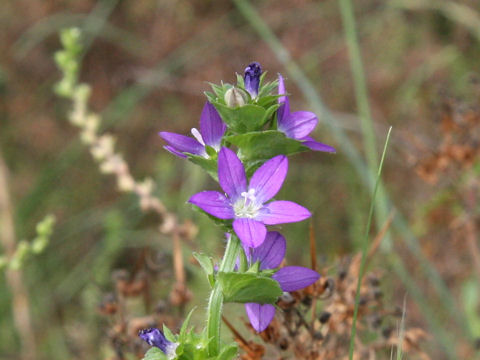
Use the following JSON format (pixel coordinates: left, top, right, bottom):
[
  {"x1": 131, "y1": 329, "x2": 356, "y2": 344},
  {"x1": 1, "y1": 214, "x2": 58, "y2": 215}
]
[
  {"x1": 215, "y1": 344, "x2": 238, "y2": 360},
  {"x1": 193, "y1": 252, "x2": 215, "y2": 287},
  {"x1": 187, "y1": 155, "x2": 218, "y2": 181},
  {"x1": 212, "y1": 103, "x2": 270, "y2": 133},
  {"x1": 148, "y1": 309, "x2": 237, "y2": 360},
  {"x1": 143, "y1": 348, "x2": 168, "y2": 360},
  {"x1": 218, "y1": 271, "x2": 283, "y2": 304},
  {"x1": 226, "y1": 130, "x2": 309, "y2": 164},
  {"x1": 1, "y1": 214, "x2": 56, "y2": 271}
]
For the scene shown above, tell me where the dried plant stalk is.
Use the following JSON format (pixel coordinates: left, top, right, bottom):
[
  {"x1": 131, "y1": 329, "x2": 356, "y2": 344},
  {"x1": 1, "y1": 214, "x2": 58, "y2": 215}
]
[
  {"x1": 68, "y1": 86, "x2": 192, "y2": 307},
  {"x1": 0, "y1": 152, "x2": 37, "y2": 360}
]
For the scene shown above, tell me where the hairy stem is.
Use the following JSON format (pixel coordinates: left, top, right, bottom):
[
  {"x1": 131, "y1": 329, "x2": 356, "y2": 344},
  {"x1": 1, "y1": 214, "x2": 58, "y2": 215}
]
[{"x1": 206, "y1": 234, "x2": 241, "y2": 356}]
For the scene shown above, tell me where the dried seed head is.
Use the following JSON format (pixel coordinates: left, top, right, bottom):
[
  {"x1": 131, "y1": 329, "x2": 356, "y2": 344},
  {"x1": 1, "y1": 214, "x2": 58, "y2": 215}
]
[
  {"x1": 278, "y1": 337, "x2": 289, "y2": 350},
  {"x1": 319, "y1": 311, "x2": 331, "y2": 324},
  {"x1": 382, "y1": 327, "x2": 394, "y2": 339},
  {"x1": 373, "y1": 289, "x2": 383, "y2": 300},
  {"x1": 301, "y1": 295, "x2": 312, "y2": 307}
]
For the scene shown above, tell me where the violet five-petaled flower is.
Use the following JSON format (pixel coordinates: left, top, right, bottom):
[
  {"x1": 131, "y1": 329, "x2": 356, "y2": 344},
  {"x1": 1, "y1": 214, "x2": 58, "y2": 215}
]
[
  {"x1": 277, "y1": 74, "x2": 335, "y2": 153},
  {"x1": 243, "y1": 232, "x2": 320, "y2": 332},
  {"x1": 188, "y1": 147, "x2": 311, "y2": 248},
  {"x1": 159, "y1": 102, "x2": 226, "y2": 158},
  {"x1": 138, "y1": 328, "x2": 177, "y2": 358},
  {"x1": 244, "y1": 62, "x2": 262, "y2": 98}
]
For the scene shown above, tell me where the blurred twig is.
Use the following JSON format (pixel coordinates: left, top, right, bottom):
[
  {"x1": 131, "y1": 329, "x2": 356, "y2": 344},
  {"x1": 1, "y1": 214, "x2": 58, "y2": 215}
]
[
  {"x1": 0, "y1": 152, "x2": 37, "y2": 360},
  {"x1": 55, "y1": 28, "x2": 192, "y2": 310}
]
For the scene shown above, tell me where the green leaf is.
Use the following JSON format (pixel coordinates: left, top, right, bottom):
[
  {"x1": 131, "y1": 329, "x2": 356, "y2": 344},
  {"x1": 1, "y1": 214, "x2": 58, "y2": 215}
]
[
  {"x1": 187, "y1": 154, "x2": 218, "y2": 181},
  {"x1": 209, "y1": 82, "x2": 225, "y2": 99},
  {"x1": 261, "y1": 103, "x2": 280, "y2": 127},
  {"x1": 217, "y1": 272, "x2": 282, "y2": 304},
  {"x1": 179, "y1": 307, "x2": 196, "y2": 342},
  {"x1": 256, "y1": 94, "x2": 282, "y2": 108},
  {"x1": 212, "y1": 103, "x2": 266, "y2": 133},
  {"x1": 142, "y1": 347, "x2": 167, "y2": 360},
  {"x1": 225, "y1": 130, "x2": 309, "y2": 163},
  {"x1": 236, "y1": 73, "x2": 244, "y2": 88},
  {"x1": 258, "y1": 78, "x2": 279, "y2": 98},
  {"x1": 193, "y1": 252, "x2": 214, "y2": 276},
  {"x1": 204, "y1": 91, "x2": 217, "y2": 103},
  {"x1": 216, "y1": 343, "x2": 238, "y2": 360},
  {"x1": 163, "y1": 324, "x2": 177, "y2": 343}
]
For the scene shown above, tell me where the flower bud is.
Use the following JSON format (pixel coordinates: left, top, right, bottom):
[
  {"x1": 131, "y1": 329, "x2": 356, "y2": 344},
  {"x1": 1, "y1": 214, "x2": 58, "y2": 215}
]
[
  {"x1": 139, "y1": 328, "x2": 177, "y2": 358},
  {"x1": 224, "y1": 87, "x2": 247, "y2": 107},
  {"x1": 244, "y1": 61, "x2": 262, "y2": 98}
]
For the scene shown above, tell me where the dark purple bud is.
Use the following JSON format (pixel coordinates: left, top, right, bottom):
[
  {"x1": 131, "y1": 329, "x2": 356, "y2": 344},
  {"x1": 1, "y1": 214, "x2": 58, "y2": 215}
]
[
  {"x1": 244, "y1": 62, "x2": 262, "y2": 98},
  {"x1": 138, "y1": 328, "x2": 176, "y2": 355}
]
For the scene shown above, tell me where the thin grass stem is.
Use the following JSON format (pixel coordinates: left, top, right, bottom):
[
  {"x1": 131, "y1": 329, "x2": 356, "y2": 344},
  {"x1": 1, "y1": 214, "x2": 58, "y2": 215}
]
[{"x1": 348, "y1": 127, "x2": 392, "y2": 359}]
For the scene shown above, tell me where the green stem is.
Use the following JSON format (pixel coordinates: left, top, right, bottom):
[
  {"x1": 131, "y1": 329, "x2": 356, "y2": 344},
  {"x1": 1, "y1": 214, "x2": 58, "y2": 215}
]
[{"x1": 206, "y1": 234, "x2": 241, "y2": 356}]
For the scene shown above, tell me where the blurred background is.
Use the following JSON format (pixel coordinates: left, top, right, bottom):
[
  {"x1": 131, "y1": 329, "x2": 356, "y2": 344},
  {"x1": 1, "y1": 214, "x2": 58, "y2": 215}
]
[{"x1": 2, "y1": 0, "x2": 480, "y2": 359}]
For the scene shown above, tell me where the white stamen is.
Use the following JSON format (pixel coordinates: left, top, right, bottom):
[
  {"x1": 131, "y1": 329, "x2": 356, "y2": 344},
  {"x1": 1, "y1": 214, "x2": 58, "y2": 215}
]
[
  {"x1": 191, "y1": 128, "x2": 205, "y2": 146},
  {"x1": 234, "y1": 188, "x2": 262, "y2": 218}
]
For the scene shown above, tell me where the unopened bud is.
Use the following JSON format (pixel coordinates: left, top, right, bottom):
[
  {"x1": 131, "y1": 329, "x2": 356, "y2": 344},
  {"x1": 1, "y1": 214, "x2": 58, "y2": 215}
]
[
  {"x1": 224, "y1": 87, "x2": 247, "y2": 107},
  {"x1": 244, "y1": 62, "x2": 262, "y2": 98}
]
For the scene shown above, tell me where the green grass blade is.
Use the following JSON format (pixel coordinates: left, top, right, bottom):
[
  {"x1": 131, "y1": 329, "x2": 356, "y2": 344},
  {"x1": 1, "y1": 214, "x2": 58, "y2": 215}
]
[
  {"x1": 348, "y1": 126, "x2": 392, "y2": 359},
  {"x1": 338, "y1": 0, "x2": 391, "y2": 250}
]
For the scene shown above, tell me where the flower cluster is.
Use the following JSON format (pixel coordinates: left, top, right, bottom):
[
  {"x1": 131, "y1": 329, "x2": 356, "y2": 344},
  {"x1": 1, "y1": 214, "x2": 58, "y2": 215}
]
[{"x1": 139, "y1": 62, "x2": 334, "y2": 359}]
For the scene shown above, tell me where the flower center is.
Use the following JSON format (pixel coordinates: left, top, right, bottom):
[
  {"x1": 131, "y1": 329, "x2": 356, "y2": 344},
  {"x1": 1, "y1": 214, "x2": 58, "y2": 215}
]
[{"x1": 233, "y1": 188, "x2": 262, "y2": 218}]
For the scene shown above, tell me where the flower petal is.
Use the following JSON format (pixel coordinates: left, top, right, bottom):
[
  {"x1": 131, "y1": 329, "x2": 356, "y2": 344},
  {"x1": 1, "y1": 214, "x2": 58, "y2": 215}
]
[
  {"x1": 272, "y1": 266, "x2": 320, "y2": 292},
  {"x1": 218, "y1": 147, "x2": 247, "y2": 199},
  {"x1": 278, "y1": 111, "x2": 318, "y2": 140},
  {"x1": 301, "y1": 137, "x2": 336, "y2": 153},
  {"x1": 233, "y1": 218, "x2": 266, "y2": 248},
  {"x1": 277, "y1": 74, "x2": 290, "y2": 121},
  {"x1": 250, "y1": 231, "x2": 286, "y2": 270},
  {"x1": 249, "y1": 155, "x2": 288, "y2": 203},
  {"x1": 259, "y1": 201, "x2": 311, "y2": 225},
  {"x1": 188, "y1": 191, "x2": 234, "y2": 219},
  {"x1": 245, "y1": 303, "x2": 276, "y2": 333},
  {"x1": 159, "y1": 132, "x2": 205, "y2": 156},
  {"x1": 200, "y1": 102, "x2": 226, "y2": 149},
  {"x1": 164, "y1": 145, "x2": 187, "y2": 158}
]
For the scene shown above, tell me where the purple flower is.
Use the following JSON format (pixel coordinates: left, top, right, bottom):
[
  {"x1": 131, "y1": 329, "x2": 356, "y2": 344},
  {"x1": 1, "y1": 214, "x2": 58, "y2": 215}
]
[
  {"x1": 138, "y1": 328, "x2": 177, "y2": 358},
  {"x1": 244, "y1": 62, "x2": 262, "y2": 98},
  {"x1": 159, "y1": 102, "x2": 226, "y2": 158},
  {"x1": 243, "y1": 232, "x2": 320, "y2": 332},
  {"x1": 277, "y1": 74, "x2": 335, "y2": 153},
  {"x1": 189, "y1": 148, "x2": 311, "y2": 248}
]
